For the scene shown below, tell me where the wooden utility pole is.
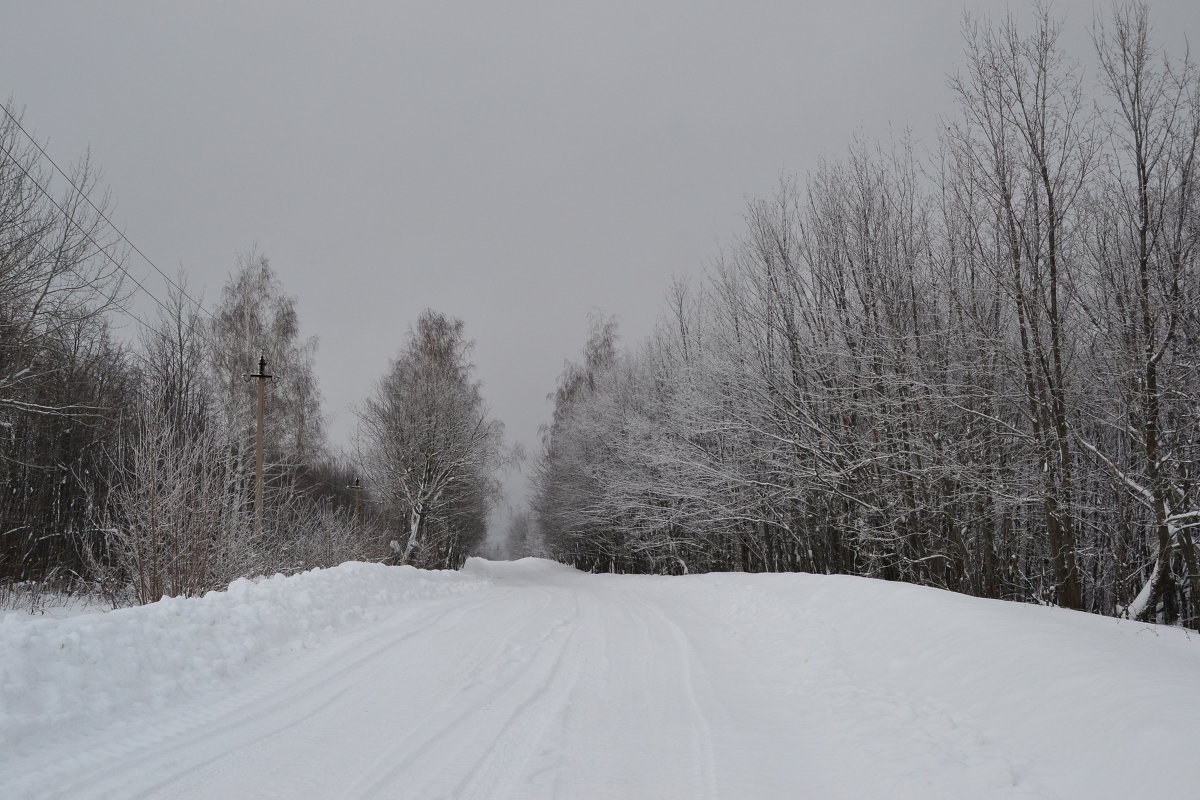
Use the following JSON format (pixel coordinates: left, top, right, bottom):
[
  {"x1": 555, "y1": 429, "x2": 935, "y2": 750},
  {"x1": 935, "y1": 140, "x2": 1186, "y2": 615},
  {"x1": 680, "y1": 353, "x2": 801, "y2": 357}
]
[
  {"x1": 346, "y1": 476, "x2": 362, "y2": 523},
  {"x1": 249, "y1": 352, "x2": 273, "y2": 540}
]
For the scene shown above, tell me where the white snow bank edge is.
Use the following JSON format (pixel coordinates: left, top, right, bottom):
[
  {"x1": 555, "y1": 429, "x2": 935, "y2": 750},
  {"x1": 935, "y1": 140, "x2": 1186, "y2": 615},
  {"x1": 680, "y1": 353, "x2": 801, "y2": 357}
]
[{"x1": 0, "y1": 562, "x2": 489, "y2": 751}]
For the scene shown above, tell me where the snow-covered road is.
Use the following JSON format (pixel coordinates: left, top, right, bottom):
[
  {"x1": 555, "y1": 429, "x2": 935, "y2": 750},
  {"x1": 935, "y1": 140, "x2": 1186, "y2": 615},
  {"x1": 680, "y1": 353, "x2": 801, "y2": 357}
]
[{"x1": 3, "y1": 558, "x2": 1198, "y2": 799}]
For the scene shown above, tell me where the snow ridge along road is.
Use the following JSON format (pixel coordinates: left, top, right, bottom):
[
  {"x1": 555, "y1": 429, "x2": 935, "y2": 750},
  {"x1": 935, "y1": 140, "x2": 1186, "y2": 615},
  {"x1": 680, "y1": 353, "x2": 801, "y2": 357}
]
[{"x1": 2, "y1": 557, "x2": 1198, "y2": 799}]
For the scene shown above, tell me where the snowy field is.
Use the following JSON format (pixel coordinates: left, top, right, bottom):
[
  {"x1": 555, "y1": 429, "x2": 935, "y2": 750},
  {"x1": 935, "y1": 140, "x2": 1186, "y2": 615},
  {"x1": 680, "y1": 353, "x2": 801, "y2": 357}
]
[{"x1": 1, "y1": 558, "x2": 1197, "y2": 799}]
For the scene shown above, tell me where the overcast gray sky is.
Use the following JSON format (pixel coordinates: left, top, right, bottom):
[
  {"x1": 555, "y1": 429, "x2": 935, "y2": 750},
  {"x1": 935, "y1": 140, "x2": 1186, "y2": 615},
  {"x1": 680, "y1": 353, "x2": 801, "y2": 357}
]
[{"x1": 3, "y1": 1, "x2": 1197, "y2": 519}]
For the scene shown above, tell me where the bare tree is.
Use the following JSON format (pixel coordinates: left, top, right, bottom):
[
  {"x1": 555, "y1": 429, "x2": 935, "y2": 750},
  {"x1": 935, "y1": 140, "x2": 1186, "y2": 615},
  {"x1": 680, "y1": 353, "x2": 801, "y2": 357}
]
[
  {"x1": 0, "y1": 103, "x2": 134, "y2": 583},
  {"x1": 529, "y1": 4, "x2": 1200, "y2": 630},
  {"x1": 1080, "y1": 2, "x2": 1200, "y2": 622},
  {"x1": 947, "y1": 7, "x2": 1095, "y2": 608},
  {"x1": 358, "y1": 310, "x2": 505, "y2": 567},
  {"x1": 0, "y1": 104, "x2": 128, "y2": 419},
  {"x1": 209, "y1": 251, "x2": 325, "y2": 470},
  {"x1": 106, "y1": 390, "x2": 245, "y2": 604}
]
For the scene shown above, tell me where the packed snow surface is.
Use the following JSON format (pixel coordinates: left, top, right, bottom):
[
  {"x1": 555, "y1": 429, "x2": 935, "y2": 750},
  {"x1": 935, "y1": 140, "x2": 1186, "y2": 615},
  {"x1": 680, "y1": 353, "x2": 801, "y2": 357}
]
[{"x1": 2, "y1": 558, "x2": 1197, "y2": 799}]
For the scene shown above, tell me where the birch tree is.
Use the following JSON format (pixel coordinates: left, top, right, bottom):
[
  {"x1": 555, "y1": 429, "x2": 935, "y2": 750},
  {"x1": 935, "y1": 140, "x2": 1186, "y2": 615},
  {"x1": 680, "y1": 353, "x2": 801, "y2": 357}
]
[
  {"x1": 209, "y1": 251, "x2": 325, "y2": 471},
  {"x1": 359, "y1": 310, "x2": 504, "y2": 568}
]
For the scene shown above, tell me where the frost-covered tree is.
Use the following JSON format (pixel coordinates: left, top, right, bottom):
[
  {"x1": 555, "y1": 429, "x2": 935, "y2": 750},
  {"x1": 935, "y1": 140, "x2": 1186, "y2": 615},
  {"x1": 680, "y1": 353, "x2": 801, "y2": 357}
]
[
  {"x1": 358, "y1": 310, "x2": 505, "y2": 568},
  {"x1": 209, "y1": 251, "x2": 325, "y2": 470},
  {"x1": 532, "y1": 3, "x2": 1200, "y2": 628},
  {"x1": 0, "y1": 103, "x2": 134, "y2": 582},
  {"x1": 1078, "y1": 3, "x2": 1200, "y2": 623}
]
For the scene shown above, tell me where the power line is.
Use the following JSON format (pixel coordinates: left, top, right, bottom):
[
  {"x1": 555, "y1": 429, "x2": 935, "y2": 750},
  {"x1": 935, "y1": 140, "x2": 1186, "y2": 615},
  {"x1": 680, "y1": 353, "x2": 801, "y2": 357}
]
[
  {"x1": 3, "y1": 202, "x2": 228, "y2": 377},
  {"x1": 0, "y1": 110, "x2": 270, "y2": 376},
  {"x1": 0, "y1": 103, "x2": 215, "y2": 322},
  {"x1": 1, "y1": 136, "x2": 277, "y2": 396},
  {"x1": 0, "y1": 136, "x2": 178, "y2": 323},
  {"x1": 1, "y1": 201, "x2": 168, "y2": 341}
]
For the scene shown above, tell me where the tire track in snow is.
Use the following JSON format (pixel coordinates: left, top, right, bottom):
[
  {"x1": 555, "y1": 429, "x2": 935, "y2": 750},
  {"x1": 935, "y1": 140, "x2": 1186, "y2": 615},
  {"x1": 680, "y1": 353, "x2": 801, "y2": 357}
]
[
  {"x1": 33, "y1": 590, "x2": 502, "y2": 800},
  {"x1": 527, "y1": 587, "x2": 607, "y2": 798},
  {"x1": 341, "y1": 585, "x2": 580, "y2": 799},
  {"x1": 174, "y1": 585, "x2": 547, "y2": 800},
  {"x1": 446, "y1": 592, "x2": 588, "y2": 800},
  {"x1": 638, "y1": 591, "x2": 720, "y2": 800},
  {"x1": 535, "y1": 579, "x2": 717, "y2": 800}
]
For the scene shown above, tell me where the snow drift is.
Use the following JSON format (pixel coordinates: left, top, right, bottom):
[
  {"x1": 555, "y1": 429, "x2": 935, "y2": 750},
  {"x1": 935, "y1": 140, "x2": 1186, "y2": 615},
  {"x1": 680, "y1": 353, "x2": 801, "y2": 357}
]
[
  {"x1": 655, "y1": 571, "x2": 1200, "y2": 798},
  {"x1": 0, "y1": 562, "x2": 488, "y2": 752}
]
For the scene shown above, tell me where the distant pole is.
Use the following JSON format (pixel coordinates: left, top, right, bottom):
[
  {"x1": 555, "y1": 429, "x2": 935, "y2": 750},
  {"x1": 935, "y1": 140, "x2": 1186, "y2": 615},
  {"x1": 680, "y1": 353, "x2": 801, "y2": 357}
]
[
  {"x1": 348, "y1": 476, "x2": 362, "y2": 522},
  {"x1": 249, "y1": 352, "x2": 273, "y2": 540}
]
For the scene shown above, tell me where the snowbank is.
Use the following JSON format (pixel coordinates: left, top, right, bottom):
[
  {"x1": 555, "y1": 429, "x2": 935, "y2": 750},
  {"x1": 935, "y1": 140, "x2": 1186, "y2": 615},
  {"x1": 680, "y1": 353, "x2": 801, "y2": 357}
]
[
  {"x1": 0, "y1": 562, "x2": 488, "y2": 751},
  {"x1": 656, "y1": 571, "x2": 1200, "y2": 799}
]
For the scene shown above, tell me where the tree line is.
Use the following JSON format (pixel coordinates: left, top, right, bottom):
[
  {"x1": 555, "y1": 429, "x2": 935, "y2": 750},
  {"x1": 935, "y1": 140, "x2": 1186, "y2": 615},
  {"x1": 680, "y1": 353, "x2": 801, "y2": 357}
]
[
  {"x1": 0, "y1": 106, "x2": 505, "y2": 607},
  {"x1": 531, "y1": 4, "x2": 1200, "y2": 628}
]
